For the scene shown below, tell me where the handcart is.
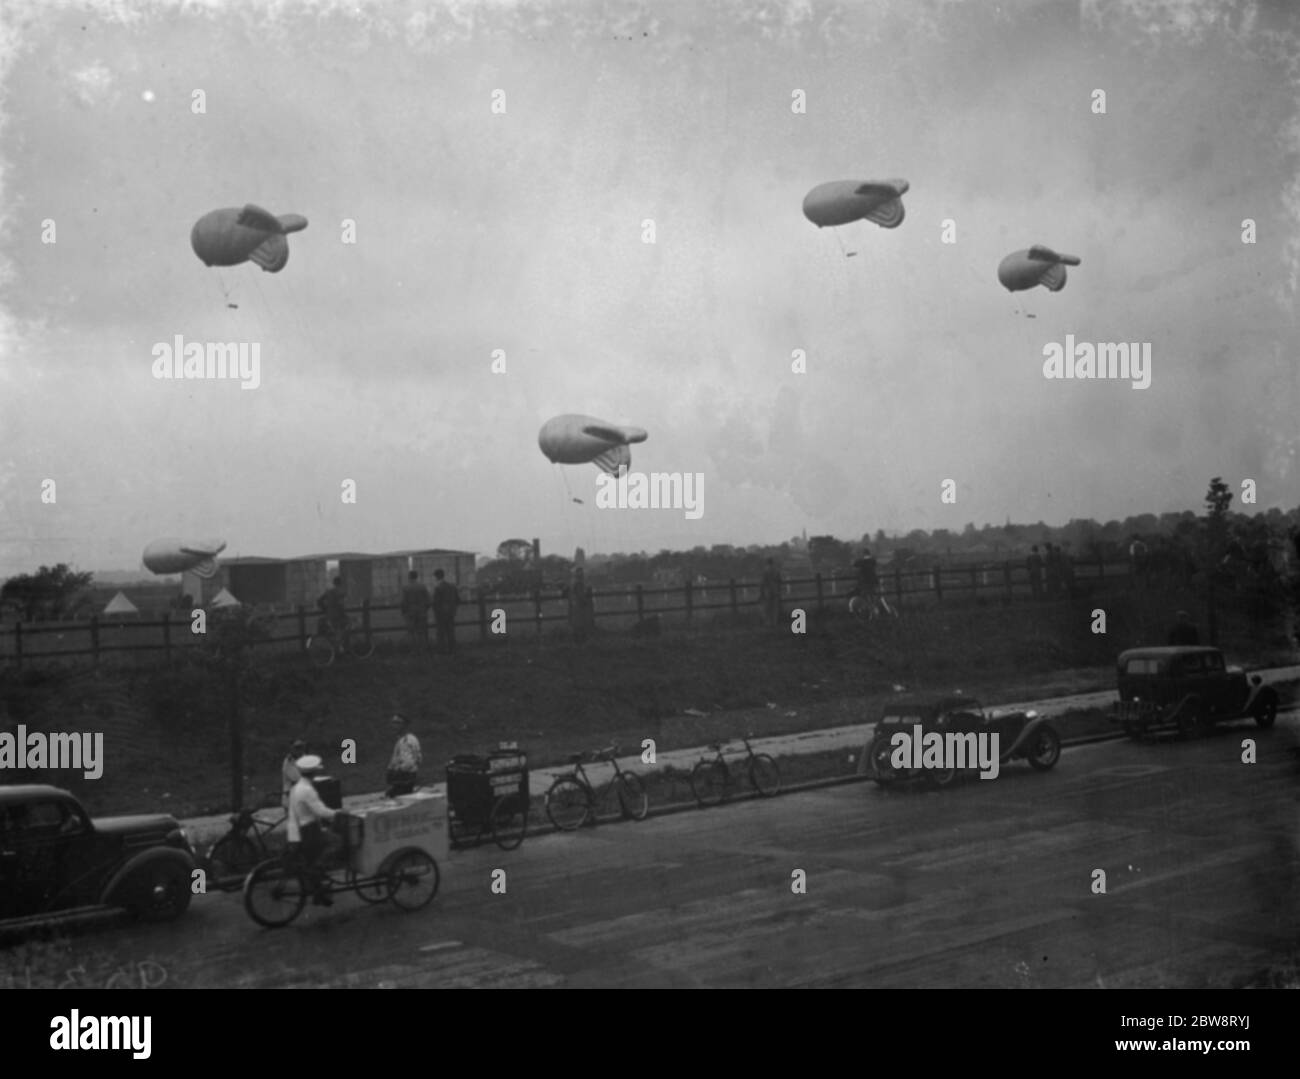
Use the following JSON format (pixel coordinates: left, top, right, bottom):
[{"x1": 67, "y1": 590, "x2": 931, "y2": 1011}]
[
  {"x1": 243, "y1": 791, "x2": 446, "y2": 928},
  {"x1": 446, "y1": 744, "x2": 530, "y2": 851}
]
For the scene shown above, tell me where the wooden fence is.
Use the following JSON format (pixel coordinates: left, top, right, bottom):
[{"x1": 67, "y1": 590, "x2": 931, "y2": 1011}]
[{"x1": 0, "y1": 556, "x2": 1135, "y2": 667}]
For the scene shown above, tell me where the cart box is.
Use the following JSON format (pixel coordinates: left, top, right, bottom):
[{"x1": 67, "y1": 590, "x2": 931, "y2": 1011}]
[{"x1": 347, "y1": 791, "x2": 448, "y2": 876}]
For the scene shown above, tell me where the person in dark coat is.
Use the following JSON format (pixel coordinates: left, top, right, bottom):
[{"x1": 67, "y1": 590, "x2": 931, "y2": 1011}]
[
  {"x1": 431, "y1": 570, "x2": 460, "y2": 654},
  {"x1": 400, "y1": 571, "x2": 431, "y2": 647},
  {"x1": 1027, "y1": 546, "x2": 1044, "y2": 599}
]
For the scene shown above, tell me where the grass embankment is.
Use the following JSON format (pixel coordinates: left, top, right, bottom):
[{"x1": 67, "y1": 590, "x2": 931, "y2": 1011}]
[{"x1": 0, "y1": 584, "x2": 1294, "y2": 818}]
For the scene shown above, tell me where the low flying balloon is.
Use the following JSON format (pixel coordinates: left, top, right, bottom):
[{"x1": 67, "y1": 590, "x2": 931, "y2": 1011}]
[
  {"x1": 997, "y1": 245, "x2": 1081, "y2": 293},
  {"x1": 802, "y1": 179, "x2": 909, "y2": 230},
  {"x1": 142, "y1": 538, "x2": 227, "y2": 578},
  {"x1": 538, "y1": 415, "x2": 648, "y2": 476},
  {"x1": 191, "y1": 205, "x2": 308, "y2": 273}
]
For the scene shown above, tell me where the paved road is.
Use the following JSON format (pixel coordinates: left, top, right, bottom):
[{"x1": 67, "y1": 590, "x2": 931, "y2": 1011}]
[
  {"x1": 178, "y1": 664, "x2": 1300, "y2": 849},
  {"x1": 16, "y1": 707, "x2": 1298, "y2": 989}
]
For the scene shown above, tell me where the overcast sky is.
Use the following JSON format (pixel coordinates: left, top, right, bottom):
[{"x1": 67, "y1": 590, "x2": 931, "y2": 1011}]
[{"x1": 1, "y1": 0, "x2": 1297, "y2": 577}]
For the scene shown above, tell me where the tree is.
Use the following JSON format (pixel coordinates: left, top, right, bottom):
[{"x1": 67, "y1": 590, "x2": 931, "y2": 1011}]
[
  {"x1": 808, "y1": 535, "x2": 852, "y2": 572},
  {"x1": 496, "y1": 539, "x2": 534, "y2": 564},
  {"x1": 1203, "y1": 477, "x2": 1234, "y2": 645},
  {"x1": 1, "y1": 564, "x2": 94, "y2": 621}
]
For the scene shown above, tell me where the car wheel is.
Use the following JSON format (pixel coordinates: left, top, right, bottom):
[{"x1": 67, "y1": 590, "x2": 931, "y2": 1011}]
[
  {"x1": 130, "y1": 859, "x2": 192, "y2": 922},
  {"x1": 1026, "y1": 726, "x2": 1061, "y2": 771},
  {"x1": 1176, "y1": 702, "x2": 1201, "y2": 738},
  {"x1": 1253, "y1": 693, "x2": 1278, "y2": 729}
]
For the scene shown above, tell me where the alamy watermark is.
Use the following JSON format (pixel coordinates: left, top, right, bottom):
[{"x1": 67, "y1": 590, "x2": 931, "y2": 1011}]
[
  {"x1": 595, "y1": 469, "x2": 704, "y2": 520},
  {"x1": 1042, "y1": 336, "x2": 1151, "y2": 389},
  {"x1": 151, "y1": 335, "x2": 260, "y2": 389},
  {"x1": 0, "y1": 726, "x2": 103, "y2": 779},
  {"x1": 889, "y1": 725, "x2": 1000, "y2": 780}
]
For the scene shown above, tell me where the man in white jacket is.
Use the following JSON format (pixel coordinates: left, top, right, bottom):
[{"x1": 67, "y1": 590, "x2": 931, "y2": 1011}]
[{"x1": 288, "y1": 755, "x2": 341, "y2": 905}]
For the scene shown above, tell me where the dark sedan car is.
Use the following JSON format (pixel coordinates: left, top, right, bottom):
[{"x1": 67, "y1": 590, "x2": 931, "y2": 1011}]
[
  {"x1": 0, "y1": 785, "x2": 195, "y2": 926},
  {"x1": 1110, "y1": 646, "x2": 1278, "y2": 738}
]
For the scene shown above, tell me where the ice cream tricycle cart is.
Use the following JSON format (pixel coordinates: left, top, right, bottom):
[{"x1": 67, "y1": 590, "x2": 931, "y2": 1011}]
[
  {"x1": 446, "y1": 745, "x2": 530, "y2": 851},
  {"x1": 243, "y1": 790, "x2": 446, "y2": 927}
]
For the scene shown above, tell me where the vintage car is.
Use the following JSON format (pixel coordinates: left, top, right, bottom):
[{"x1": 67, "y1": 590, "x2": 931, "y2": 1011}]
[
  {"x1": 862, "y1": 694, "x2": 1061, "y2": 789},
  {"x1": 1110, "y1": 646, "x2": 1279, "y2": 738},
  {"x1": 0, "y1": 785, "x2": 196, "y2": 927}
]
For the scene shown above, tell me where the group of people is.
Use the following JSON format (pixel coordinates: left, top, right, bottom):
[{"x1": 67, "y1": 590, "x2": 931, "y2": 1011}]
[
  {"x1": 277, "y1": 713, "x2": 424, "y2": 904},
  {"x1": 316, "y1": 570, "x2": 460, "y2": 654},
  {"x1": 1025, "y1": 544, "x2": 1075, "y2": 599},
  {"x1": 399, "y1": 570, "x2": 461, "y2": 653}
]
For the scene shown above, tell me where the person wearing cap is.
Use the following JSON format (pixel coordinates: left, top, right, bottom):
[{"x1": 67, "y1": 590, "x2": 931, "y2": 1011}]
[
  {"x1": 287, "y1": 754, "x2": 341, "y2": 905},
  {"x1": 385, "y1": 713, "x2": 422, "y2": 797},
  {"x1": 282, "y1": 739, "x2": 307, "y2": 806}
]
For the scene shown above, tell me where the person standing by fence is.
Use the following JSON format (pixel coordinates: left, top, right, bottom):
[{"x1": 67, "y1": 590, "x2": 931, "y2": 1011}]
[
  {"x1": 431, "y1": 570, "x2": 460, "y2": 655},
  {"x1": 758, "y1": 558, "x2": 783, "y2": 626},
  {"x1": 401, "y1": 571, "x2": 431, "y2": 648},
  {"x1": 1027, "y1": 546, "x2": 1044, "y2": 599}
]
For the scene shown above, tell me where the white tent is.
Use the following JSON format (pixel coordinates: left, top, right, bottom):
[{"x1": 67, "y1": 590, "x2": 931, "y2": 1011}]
[
  {"x1": 102, "y1": 591, "x2": 139, "y2": 616},
  {"x1": 209, "y1": 587, "x2": 240, "y2": 609}
]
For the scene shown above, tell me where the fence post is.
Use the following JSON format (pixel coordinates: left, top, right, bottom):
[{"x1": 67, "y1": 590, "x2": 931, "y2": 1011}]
[
  {"x1": 894, "y1": 565, "x2": 903, "y2": 610},
  {"x1": 478, "y1": 590, "x2": 489, "y2": 641},
  {"x1": 297, "y1": 605, "x2": 307, "y2": 650},
  {"x1": 635, "y1": 584, "x2": 645, "y2": 621},
  {"x1": 361, "y1": 599, "x2": 371, "y2": 644},
  {"x1": 815, "y1": 573, "x2": 825, "y2": 613},
  {"x1": 729, "y1": 578, "x2": 738, "y2": 616},
  {"x1": 1003, "y1": 561, "x2": 1013, "y2": 602},
  {"x1": 1097, "y1": 554, "x2": 1105, "y2": 580},
  {"x1": 90, "y1": 615, "x2": 100, "y2": 663},
  {"x1": 932, "y1": 566, "x2": 943, "y2": 603},
  {"x1": 14, "y1": 621, "x2": 22, "y2": 667},
  {"x1": 970, "y1": 564, "x2": 978, "y2": 599},
  {"x1": 533, "y1": 588, "x2": 543, "y2": 638},
  {"x1": 684, "y1": 578, "x2": 693, "y2": 621},
  {"x1": 162, "y1": 612, "x2": 171, "y2": 662}
]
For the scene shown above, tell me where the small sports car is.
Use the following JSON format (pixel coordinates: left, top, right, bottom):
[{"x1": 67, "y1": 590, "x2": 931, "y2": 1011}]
[{"x1": 862, "y1": 695, "x2": 1062, "y2": 789}]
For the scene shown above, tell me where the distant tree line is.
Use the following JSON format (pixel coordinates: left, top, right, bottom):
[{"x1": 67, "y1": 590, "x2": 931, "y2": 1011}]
[{"x1": 477, "y1": 494, "x2": 1300, "y2": 611}]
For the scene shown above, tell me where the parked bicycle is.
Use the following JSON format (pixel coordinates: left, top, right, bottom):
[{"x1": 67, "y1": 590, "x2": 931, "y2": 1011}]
[
  {"x1": 307, "y1": 616, "x2": 374, "y2": 667},
  {"x1": 689, "y1": 736, "x2": 782, "y2": 807},
  {"x1": 545, "y1": 744, "x2": 649, "y2": 830},
  {"x1": 205, "y1": 793, "x2": 288, "y2": 888}
]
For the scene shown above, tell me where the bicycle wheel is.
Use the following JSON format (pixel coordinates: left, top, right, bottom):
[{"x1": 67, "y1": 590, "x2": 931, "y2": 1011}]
[
  {"x1": 748, "y1": 754, "x2": 782, "y2": 797},
  {"x1": 689, "y1": 760, "x2": 728, "y2": 807},
  {"x1": 207, "y1": 832, "x2": 261, "y2": 884},
  {"x1": 351, "y1": 868, "x2": 396, "y2": 904},
  {"x1": 615, "y1": 771, "x2": 649, "y2": 821},
  {"x1": 243, "y1": 860, "x2": 308, "y2": 928},
  {"x1": 489, "y1": 796, "x2": 528, "y2": 851},
  {"x1": 306, "y1": 635, "x2": 335, "y2": 668},
  {"x1": 348, "y1": 633, "x2": 375, "y2": 659},
  {"x1": 385, "y1": 849, "x2": 440, "y2": 911},
  {"x1": 545, "y1": 777, "x2": 591, "y2": 831}
]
